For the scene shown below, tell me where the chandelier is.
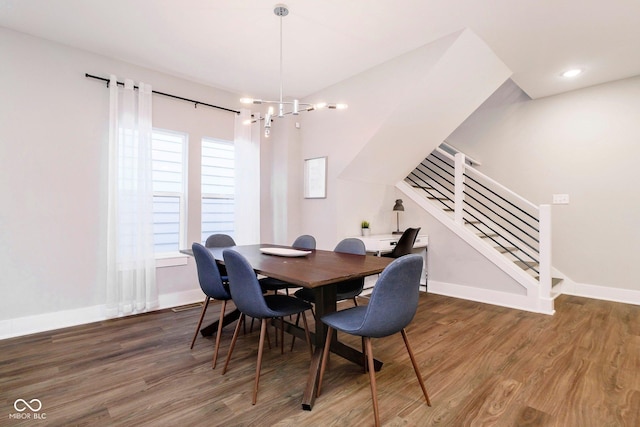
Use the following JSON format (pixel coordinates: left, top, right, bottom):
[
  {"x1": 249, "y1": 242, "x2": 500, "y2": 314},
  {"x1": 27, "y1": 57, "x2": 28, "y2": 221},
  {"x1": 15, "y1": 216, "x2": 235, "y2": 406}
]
[{"x1": 240, "y1": 4, "x2": 347, "y2": 137}]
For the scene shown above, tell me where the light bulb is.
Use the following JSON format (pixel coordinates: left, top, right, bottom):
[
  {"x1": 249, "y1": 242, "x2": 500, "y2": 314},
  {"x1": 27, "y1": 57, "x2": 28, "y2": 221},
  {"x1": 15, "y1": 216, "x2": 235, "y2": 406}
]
[{"x1": 561, "y1": 69, "x2": 582, "y2": 78}]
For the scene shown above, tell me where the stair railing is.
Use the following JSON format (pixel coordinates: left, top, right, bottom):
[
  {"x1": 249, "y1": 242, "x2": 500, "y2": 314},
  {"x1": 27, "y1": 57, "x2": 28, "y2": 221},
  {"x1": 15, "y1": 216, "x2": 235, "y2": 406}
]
[{"x1": 407, "y1": 148, "x2": 553, "y2": 303}]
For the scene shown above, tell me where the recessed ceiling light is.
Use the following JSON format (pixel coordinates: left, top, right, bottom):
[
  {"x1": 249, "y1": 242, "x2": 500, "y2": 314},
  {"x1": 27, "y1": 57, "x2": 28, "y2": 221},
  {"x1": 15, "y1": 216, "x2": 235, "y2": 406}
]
[{"x1": 561, "y1": 68, "x2": 583, "y2": 78}]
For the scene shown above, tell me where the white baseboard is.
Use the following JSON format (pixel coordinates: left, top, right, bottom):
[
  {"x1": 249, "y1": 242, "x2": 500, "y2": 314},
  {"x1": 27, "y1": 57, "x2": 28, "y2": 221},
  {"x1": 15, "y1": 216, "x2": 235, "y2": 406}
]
[
  {"x1": 563, "y1": 282, "x2": 640, "y2": 306},
  {"x1": 427, "y1": 279, "x2": 640, "y2": 314},
  {"x1": 0, "y1": 288, "x2": 204, "y2": 341},
  {"x1": 157, "y1": 289, "x2": 204, "y2": 310},
  {"x1": 427, "y1": 280, "x2": 552, "y2": 314}
]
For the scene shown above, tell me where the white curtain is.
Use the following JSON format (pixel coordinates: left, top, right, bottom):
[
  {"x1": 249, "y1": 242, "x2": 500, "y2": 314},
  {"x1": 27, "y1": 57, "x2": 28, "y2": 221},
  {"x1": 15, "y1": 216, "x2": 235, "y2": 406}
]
[
  {"x1": 106, "y1": 75, "x2": 158, "y2": 318},
  {"x1": 233, "y1": 108, "x2": 261, "y2": 244}
]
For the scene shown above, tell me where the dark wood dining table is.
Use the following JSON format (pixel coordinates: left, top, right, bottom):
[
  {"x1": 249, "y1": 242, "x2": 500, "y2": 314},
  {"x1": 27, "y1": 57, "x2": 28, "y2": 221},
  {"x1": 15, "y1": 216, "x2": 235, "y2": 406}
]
[{"x1": 191, "y1": 243, "x2": 393, "y2": 410}]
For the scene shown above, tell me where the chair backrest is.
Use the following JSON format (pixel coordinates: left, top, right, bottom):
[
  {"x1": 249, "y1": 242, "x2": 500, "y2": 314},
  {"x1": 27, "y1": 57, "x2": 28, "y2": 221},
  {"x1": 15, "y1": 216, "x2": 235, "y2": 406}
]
[
  {"x1": 334, "y1": 238, "x2": 366, "y2": 255},
  {"x1": 389, "y1": 227, "x2": 421, "y2": 258},
  {"x1": 192, "y1": 243, "x2": 231, "y2": 300},
  {"x1": 222, "y1": 249, "x2": 276, "y2": 319},
  {"x1": 292, "y1": 235, "x2": 316, "y2": 250},
  {"x1": 205, "y1": 234, "x2": 236, "y2": 248},
  {"x1": 354, "y1": 254, "x2": 423, "y2": 338},
  {"x1": 334, "y1": 238, "x2": 366, "y2": 297}
]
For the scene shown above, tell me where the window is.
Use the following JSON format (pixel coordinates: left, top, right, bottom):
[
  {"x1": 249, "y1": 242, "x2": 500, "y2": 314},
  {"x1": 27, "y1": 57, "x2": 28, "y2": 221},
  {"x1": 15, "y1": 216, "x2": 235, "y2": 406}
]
[
  {"x1": 201, "y1": 138, "x2": 234, "y2": 243},
  {"x1": 152, "y1": 129, "x2": 187, "y2": 254}
]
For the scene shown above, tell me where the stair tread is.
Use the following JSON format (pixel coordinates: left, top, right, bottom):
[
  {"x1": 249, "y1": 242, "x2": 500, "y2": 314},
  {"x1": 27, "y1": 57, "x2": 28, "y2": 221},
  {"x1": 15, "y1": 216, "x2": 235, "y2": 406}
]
[
  {"x1": 479, "y1": 233, "x2": 499, "y2": 239},
  {"x1": 536, "y1": 276, "x2": 563, "y2": 287},
  {"x1": 496, "y1": 246, "x2": 517, "y2": 253},
  {"x1": 514, "y1": 260, "x2": 540, "y2": 270}
]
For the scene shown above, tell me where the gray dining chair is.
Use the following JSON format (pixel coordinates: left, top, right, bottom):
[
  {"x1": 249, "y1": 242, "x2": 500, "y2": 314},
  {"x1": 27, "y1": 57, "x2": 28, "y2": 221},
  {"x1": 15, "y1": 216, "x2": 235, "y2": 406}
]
[
  {"x1": 190, "y1": 243, "x2": 233, "y2": 370},
  {"x1": 221, "y1": 249, "x2": 314, "y2": 405},
  {"x1": 259, "y1": 235, "x2": 316, "y2": 295},
  {"x1": 317, "y1": 253, "x2": 431, "y2": 427}
]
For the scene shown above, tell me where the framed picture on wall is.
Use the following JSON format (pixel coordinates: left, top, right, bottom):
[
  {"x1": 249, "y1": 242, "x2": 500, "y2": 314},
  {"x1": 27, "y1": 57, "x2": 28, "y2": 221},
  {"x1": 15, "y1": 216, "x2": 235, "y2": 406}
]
[{"x1": 304, "y1": 156, "x2": 327, "y2": 199}]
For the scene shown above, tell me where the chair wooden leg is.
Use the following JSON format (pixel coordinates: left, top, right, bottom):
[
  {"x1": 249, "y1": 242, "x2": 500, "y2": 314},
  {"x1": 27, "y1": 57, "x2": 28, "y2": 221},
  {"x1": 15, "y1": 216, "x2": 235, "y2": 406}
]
[
  {"x1": 364, "y1": 337, "x2": 381, "y2": 427},
  {"x1": 317, "y1": 327, "x2": 334, "y2": 397},
  {"x1": 190, "y1": 297, "x2": 210, "y2": 349},
  {"x1": 300, "y1": 310, "x2": 313, "y2": 356},
  {"x1": 265, "y1": 322, "x2": 271, "y2": 349},
  {"x1": 362, "y1": 337, "x2": 367, "y2": 373},
  {"x1": 222, "y1": 313, "x2": 244, "y2": 375},
  {"x1": 212, "y1": 300, "x2": 227, "y2": 369},
  {"x1": 253, "y1": 318, "x2": 268, "y2": 405},
  {"x1": 401, "y1": 328, "x2": 431, "y2": 406},
  {"x1": 290, "y1": 312, "x2": 301, "y2": 352},
  {"x1": 280, "y1": 317, "x2": 285, "y2": 354},
  {"x1": 243, "y1": 315, "x2": 247, "y2": 335}
]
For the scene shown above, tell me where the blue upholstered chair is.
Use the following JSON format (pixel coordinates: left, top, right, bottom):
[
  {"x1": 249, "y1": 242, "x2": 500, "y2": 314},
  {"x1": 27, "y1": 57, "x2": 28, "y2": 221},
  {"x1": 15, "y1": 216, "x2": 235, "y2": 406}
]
[
  {"x1": 289, "y1": 238, "x2": 366, "y2": 351},
  {"x1": 294, "y1": 238, "x2": 366, "y2": 307},
  {"x1": 204, "y1": 234, "x2": 236, "y2": 281},
  {"x1": 292, "y1": 234, "x2": 316, "y2": 249},
  {"x1": 317, "y1": 254, "x2": 431, "y2": 426},
  {"x1": 259, "y1": 235, "x2": 316, "y2": 295},
  {"x1": 190, "y1": 243, "x2": 233, "y2": 370},
  {"x1": 205, "y1": 233, "x2": 236, "y2": 248},
  {"x1": 221, "y1": 249, "x2": 314, "y2": 405}
]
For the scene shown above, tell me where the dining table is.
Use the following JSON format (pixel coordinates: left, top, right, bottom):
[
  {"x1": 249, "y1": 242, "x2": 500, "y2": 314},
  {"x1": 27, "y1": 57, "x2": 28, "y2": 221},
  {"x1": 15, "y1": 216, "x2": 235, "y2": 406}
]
[{"x1": 187, "y1": 243, "x2": 393, "y2": 410}]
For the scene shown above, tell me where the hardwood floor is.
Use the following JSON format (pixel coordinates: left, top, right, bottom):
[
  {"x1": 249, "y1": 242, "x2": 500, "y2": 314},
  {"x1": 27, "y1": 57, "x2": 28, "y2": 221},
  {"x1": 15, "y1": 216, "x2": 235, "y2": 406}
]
[{"x1": 1, "y1": 293, "x2": 639, "y2": 426}]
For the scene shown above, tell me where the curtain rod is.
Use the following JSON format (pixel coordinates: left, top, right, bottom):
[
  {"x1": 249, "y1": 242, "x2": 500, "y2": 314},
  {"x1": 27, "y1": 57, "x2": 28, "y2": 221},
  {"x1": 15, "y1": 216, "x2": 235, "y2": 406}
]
[{"x1": 85, "y1": 73, "x2": 240, "y2": 115}]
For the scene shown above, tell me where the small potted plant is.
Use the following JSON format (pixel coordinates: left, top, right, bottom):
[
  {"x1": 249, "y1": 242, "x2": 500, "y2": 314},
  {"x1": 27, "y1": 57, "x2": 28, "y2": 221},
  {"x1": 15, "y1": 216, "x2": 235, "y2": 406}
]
[{"x1": 361, "y1": 220, "x2": 371, "y2": 237}]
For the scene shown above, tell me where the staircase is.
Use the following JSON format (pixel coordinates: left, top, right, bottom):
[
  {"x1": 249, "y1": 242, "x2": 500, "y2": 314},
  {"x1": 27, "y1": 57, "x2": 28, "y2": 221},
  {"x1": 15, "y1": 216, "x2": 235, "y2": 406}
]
[{"x1": 400, "y1": 144, "x2": 562, "y2": 314}]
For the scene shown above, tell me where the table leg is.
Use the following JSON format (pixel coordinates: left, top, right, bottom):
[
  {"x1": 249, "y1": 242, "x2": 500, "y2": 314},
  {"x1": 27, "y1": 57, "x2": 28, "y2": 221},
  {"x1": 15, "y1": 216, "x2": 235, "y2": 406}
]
[
  {"x1": 301, "y1": 285, "x2": 334, "y2": 410},
  {"x1": 300, "y1": 284, "x2": 382, "y2": 411}
]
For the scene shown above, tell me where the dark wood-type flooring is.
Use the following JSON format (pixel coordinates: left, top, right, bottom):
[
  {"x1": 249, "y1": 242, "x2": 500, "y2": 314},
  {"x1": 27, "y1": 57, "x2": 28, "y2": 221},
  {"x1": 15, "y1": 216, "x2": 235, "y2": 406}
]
[{"x1": 1, "y1": 293, "x2": 639, "y2": 426}]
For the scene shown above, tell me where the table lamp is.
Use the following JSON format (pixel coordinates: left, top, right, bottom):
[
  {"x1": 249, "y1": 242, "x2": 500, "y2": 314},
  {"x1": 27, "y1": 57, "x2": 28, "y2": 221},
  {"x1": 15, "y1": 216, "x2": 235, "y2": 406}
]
[{"x1": 392, "y1": 199, "x2": 404, "y2": 235}]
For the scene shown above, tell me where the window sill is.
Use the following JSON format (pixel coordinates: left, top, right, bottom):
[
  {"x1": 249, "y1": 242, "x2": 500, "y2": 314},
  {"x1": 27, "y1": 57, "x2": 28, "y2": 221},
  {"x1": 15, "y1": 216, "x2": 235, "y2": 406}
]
[{"x1": 156, "y1": 253, "x2": 189, "y2": 268}]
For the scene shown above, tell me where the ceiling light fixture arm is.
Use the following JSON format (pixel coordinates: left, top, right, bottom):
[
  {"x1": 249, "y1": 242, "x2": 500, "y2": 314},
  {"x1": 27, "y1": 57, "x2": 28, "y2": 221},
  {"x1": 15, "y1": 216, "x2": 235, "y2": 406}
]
[{"x1": 239, "y1": 4, "x2": 347, "y2": 137}]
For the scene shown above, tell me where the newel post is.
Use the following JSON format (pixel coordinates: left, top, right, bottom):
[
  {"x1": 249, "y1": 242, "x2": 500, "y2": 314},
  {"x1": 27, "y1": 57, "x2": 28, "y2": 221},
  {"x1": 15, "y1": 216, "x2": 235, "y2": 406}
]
[
  {"x1": 454, "y1": 153, "x2": 465, "y2": 225},
  {"x1": 538, "y1": 204, "x2": 552, "y2": 300}
]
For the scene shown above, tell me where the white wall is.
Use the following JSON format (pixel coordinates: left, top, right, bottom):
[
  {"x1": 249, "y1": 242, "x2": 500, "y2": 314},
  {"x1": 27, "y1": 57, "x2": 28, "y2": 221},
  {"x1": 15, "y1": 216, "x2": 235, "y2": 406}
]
[
  {"x1": 4, "y1": 24, "x2": 639, "y2": 337},
  {"x1": 0, "y1": 28, "x2": 243, "y2": 336},
  {"x1": 259, "y1": 115, "x2": 303, "y2": 246},
  {"x1": 447, "y1": 77, "x2": 640, "y2": 293},
  {"x1": 294, "y1": 30, "x2": 510, "y2": 250},
  {"x1": 292, "y1": 35, "x2": 640, "y2": 303}
]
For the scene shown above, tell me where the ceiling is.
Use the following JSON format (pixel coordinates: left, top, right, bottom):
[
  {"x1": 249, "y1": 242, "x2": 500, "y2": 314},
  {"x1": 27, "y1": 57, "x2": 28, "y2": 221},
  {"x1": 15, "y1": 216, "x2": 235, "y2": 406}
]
[{"x1": 1, "y1": 0, "x2": 639, "y2": 100}]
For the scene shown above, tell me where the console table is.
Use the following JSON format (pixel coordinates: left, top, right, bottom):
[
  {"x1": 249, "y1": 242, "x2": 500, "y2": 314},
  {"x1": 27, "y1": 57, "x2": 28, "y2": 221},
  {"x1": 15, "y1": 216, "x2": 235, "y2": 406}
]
[
  {"x1": 350, "y1": 233, "x2": 429, "y2": 290},
  {"x1": 355, "y1": 233, "x2": 428, "y2": 256}
]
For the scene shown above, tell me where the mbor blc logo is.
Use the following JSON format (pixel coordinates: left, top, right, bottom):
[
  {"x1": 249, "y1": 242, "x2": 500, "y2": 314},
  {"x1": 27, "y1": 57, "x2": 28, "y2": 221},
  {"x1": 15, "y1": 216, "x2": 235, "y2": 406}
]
[{"x1": 9, "y1": 398, "x2": 46, "y2": 420}]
